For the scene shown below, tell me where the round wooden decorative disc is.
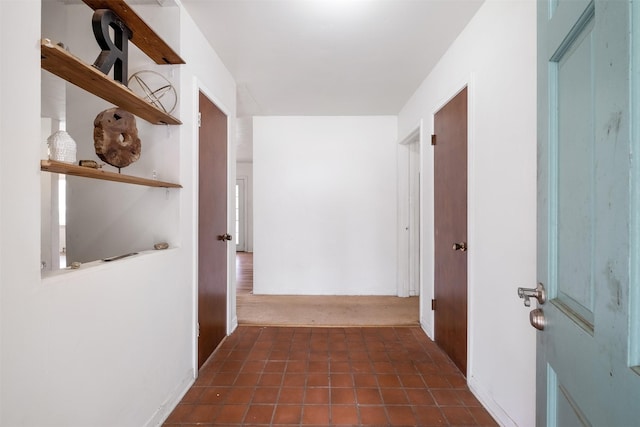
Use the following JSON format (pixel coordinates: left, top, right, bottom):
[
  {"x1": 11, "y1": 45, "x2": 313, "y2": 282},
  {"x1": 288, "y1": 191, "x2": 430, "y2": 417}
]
[{"x1": 93, "y1": 107, "x2": 141, "y2": 169}]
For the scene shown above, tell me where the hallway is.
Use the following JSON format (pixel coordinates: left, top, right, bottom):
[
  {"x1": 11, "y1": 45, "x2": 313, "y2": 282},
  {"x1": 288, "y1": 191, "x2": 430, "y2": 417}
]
[{"x1": 164, "y1": 253, "x2": 497, "y2": 426}]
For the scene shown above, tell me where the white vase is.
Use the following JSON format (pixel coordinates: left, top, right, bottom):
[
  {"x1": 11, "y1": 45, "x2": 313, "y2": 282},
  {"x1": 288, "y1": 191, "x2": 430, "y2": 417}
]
[{"x1": 47, "y1": 130, "x2": 77, "y2": 163}]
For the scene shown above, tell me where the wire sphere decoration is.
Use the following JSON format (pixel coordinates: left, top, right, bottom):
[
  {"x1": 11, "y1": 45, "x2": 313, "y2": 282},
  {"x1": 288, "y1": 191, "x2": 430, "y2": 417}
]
[{"x1": 127, "y1": 70, "x2": 177, "y2": 114}]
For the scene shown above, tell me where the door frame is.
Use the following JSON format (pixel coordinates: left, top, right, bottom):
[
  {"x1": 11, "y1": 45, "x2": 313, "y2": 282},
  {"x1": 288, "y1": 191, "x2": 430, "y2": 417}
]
[
  {"x1": 235, "y1": 177, "x2": 247, "y2": 252},
  {"x1": 192, "y1": 80, "x2": 236, "y2": 373},
  {"x1": 426, "y1": 78, "x2": 476, "y2": 377},
  {"x1": 397, "y1": 121, "x2": 423, "y2": 299}
]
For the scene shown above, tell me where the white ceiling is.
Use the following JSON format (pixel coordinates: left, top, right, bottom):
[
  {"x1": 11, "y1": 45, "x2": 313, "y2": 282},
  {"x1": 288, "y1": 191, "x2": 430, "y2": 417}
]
[{"x1": 180, "y1": 0, "x2": 484, "y2": 117}]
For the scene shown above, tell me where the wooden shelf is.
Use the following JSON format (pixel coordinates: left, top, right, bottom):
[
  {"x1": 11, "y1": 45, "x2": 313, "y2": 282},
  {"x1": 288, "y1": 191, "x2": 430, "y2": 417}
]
[
  {"x1": 82, "y1": 0, "x2": 185, "y2": 65},
  {"x1": 41, "y1": 39, "x2": 182, "y2": 125},
  {"x1": 41, "y1": 160, "x2": 182, "y2": 188}
]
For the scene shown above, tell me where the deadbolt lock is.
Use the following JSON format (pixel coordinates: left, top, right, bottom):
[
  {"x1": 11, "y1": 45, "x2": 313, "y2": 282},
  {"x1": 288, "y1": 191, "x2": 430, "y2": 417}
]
[{"x1": 452, "y1": 242, "x2": 467, "y2": 252}]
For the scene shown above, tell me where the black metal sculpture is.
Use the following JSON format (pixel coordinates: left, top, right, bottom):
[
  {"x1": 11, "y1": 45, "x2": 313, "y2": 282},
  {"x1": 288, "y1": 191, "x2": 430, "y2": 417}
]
[{"x1": 92, "y1": 9, "x2": 131, "y2": 84}]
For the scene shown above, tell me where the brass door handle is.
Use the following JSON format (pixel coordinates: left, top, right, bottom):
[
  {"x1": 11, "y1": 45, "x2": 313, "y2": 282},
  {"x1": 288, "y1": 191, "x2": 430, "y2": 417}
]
[
  {"x1": 452, "y1": 242, "x2": 467, "y2": 252},
  {"x1": 217, "y1": 233, "x2": 232, "y2": 242}
]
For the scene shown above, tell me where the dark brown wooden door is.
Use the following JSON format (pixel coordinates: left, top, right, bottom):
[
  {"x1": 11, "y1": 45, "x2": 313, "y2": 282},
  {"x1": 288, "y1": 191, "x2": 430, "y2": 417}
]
[
  {"x1": 198, "y1": 91, "x2": 228, "y2": 369},
  {"x1": 434, "y1": 87, "x2": 468, "y2": 375}
]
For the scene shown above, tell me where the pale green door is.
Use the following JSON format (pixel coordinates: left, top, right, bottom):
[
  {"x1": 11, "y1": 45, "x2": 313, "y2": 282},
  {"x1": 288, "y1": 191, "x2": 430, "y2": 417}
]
[{"x1": 536, "y1": 0, "x2": 640, "y2": 425}]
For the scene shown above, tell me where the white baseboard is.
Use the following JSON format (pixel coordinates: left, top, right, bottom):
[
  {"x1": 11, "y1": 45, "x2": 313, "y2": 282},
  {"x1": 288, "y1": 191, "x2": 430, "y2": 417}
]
[
  {"x1": 467, "y1": 376, "x2": 518, "y2": 427},
  {"x1": 145, "y1": 370, "x2": 195, "y2": 427}
]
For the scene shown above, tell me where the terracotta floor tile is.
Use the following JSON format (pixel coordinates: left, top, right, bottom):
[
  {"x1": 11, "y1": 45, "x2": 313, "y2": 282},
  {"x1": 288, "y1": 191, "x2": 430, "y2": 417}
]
[
  {"x1": 307, "y1": 373, "x2": 330, "y2": 387},
  {"x1": 163, "y1": 403, "x2": 191, "y2": 424},
  {"x1": 330, "y1": 351, "x2": 350, "y2": 361},
  {"x1": 301, "y1": 404, "x2": 330, "y2": 425},
  {"x1": 354, "y1": 373, "x2": 378, "y2": 387},
  {"x1": 304, "y1": 387, "x2": 330, "y2": 404},
  {"x1": 247, "y1": 349, "x2": 271, "y2": 361},
  {"x1": 441, "y1": 406, "x2": 476, "y2": 425},
  {"x1": 446, "y1": 373, "x2": 468, "y2": 389},
  {"x1": 331, "y1": 404, "x2": 359, "y2": 424},
  {"x1": 468, "y1": 406, "x2": 499, "y2": 426},
  {"x1": 278, "y1": 387, "x2": 305, "y2": 404},
  {"x1": 286, "y1": 360, "x2": 308, "y2": 373},
  {"x1": 414, "y1": 405, "x2": 448, "y2": 426},
  {"x1": 350, "y1": 350, "x2": 369, "y2": 361},
  {"x1": 456, "y1": 389, "x2": 482, "y2": 407},
  {"x1": 308, "y1": 351, "x2": 329, "y2": 361},
  {"x1": 393, "y1": 361, "x2": 418, "y2": 373},
  {"x1": 210, "y1": 372, "x2": 237, "y2": 386},
  {"x1": 387, "y1": 405, "x2": 417, "y2": 425},
  {"x1": 214, "y1": 404, "x2": 247, "y2": 423},
  {"x1": 359, "y1": 405, "x2": 388, "y2": 425},
  {"x1": 380, "y1": 387, "x2": 409, "y2": 405},
  {"x1": 308, "y1": 360, "x2": 329, "y2": 372},
  {"x1": 198, "y1": 386, "x2": 230, "y2": 404},
  {"x1": 351, "y1": 361, "x2": 374, "y2": 373},
  {"x1": 241, "y1": 360, "x2": 266, "y2": 373},
  {"x1": 372, "y1": 361, "x2": 396, "y2": 373},
  {"x1": 331, "y1": 373, "x2": 354, "y2": 387},
  {"x1": 273, "y1": 404, "x2": 302, "y2": 424},
  {"x1": 424, "y1": 374, "x2": 453, "y2": 388},
  {"x1": 355, "y1": 388, "x2": 383, "y2": 405},
  {"x1": 226, "y1": 387, "x2": 254, "y2": 404},
  {"x1": 399, "y1": 373, "x2": 426, "y2": 388},
  {"x1": 235, "y1": 373, "x2": 261, "y2": 386},
  {"x1": 377, "y1": 373, "x2": 402, "y2": 388},
  {"x1": 184, "y1": 404, "x2": 218, "y2": 423},
  {"x1": 330, "y1": 361, "x2": 351, "y2": 372},
  {"x1": 406, "y1": 388, "x2": 437, "y2": 405},
  {"x1": 164, "y1": 326, "x2": 497, "y2": 427},
  {"x1": 331, "y1": 387, "x2": 356, "y2": 404},
  {"x1": 258, "y1": 372, "x2": 284, "y2": 386},
  {"x1": 289, "y1": 350, "x2": 310, "y2": 360},
  {"x1": 331, "y1": 341, "x2": 349, "y2": 351},
  {"x1": 179, "y1": 386, "x2": 205, "y2": 404},
  {"x1": 220, "y1": 360, "x2": 243, "y2": 372},
  {"x1": 431, "y1": 389, "x2": 463, "y2": 406},
  {"x1": 265, "y1": 360, "x2": 287, "y2": 373},
  {"x1": 244, "y1": 404, "x2": 275, "y2": 425},
  {"x1": 252, "y1": 387, "x2": 280, "y2": 404},
  {"x1": 270, "y1": 350, "x2": 290, "y2": 360},
  {"x1": 283, "y1": 373, "x2": 307, "y2": 387}
]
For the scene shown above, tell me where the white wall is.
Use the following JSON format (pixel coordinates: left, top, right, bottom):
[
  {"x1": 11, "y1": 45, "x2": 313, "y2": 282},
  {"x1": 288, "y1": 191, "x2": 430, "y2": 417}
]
[
  {"x1": 397, "y1": 1, "x2": 537, "y2": 426},
  {"x1": 254, "y1": 116, "x2": 397, "y2": 295},
  {"x1": 0, "y1": 1, "x2": 236, "y2": 426}
]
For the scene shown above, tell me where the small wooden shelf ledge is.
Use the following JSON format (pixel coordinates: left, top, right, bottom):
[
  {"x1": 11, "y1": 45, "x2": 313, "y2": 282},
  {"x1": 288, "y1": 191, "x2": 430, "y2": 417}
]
[
  {"x1": 41, "y1": 160, "x2": 182, "y2": 188},
  {"x1": 82, "y1": 0, "x2": 185, "y2": 65},
  {"x1": 41, "y1": 39, "x2": 182, "y2": 125}
]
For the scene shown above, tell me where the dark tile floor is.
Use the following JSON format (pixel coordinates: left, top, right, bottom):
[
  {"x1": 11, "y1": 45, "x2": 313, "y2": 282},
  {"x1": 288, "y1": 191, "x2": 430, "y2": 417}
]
[{"x1": 164, "y1": 326, "x2": 498, "y2": 426}]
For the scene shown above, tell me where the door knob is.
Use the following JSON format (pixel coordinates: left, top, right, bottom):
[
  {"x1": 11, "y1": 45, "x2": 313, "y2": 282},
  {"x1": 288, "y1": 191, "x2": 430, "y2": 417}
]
[
  {"x1": 529, "y1": 308, "x2": 546, "y2": 331},
  {"x1": 452, "y1": 242, "x2": 467, "y2": 252},
  {"x1": 517, "y1": 282, "x2": 546, "y2": 307},
  {"x1": 217, "y1": 233, "x2": 232, "y2": 242}
]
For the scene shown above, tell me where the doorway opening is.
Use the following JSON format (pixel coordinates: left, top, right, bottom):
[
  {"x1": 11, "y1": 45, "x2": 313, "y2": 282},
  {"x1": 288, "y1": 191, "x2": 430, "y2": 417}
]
[{"x1": 398, "y1": 124, "x2": 423, "y2": 298}]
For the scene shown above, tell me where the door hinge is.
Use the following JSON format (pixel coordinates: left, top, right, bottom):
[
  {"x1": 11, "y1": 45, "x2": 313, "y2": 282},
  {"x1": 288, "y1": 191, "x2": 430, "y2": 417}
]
[
  {"x1": 197, "y1": 112, "x2": 202, "y2": 128},
  {"x1": 431, "y1": 134, "x2": 436, "y2": 146},
  {"x1": 197, "y1": 322, "x2": 200, "y2": 337},
  {"x1": 431, "y1": 299, "x2": 436, "y2": 310}
]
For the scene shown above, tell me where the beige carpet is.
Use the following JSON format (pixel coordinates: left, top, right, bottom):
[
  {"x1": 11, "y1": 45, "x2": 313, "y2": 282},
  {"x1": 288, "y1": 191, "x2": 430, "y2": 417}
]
[{"x1": 237, "y1": 294, "x2": 420, "y2": 327}]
